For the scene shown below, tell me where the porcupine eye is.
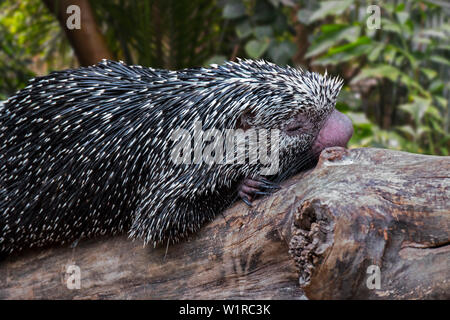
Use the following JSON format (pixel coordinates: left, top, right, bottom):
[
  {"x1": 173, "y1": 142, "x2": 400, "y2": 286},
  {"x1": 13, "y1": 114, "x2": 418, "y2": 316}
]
[
  {"x1": 284, "y1": 121, "x2": 303, "y2": 134},
  {"x1": 282, "y1": 113, "x2": 315, "y2": 137}
]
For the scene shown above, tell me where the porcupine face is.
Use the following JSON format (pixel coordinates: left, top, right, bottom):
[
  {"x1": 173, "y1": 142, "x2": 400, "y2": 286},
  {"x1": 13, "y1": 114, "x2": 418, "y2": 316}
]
[{"x1": 228, "y1": 59, "x2": 348, "y2": 177}]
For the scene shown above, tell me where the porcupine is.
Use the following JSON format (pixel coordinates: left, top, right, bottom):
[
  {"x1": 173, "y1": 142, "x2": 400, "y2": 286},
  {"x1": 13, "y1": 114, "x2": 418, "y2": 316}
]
[{"x1": 0, "y1": 59, "x2": 353, "y2": 255}]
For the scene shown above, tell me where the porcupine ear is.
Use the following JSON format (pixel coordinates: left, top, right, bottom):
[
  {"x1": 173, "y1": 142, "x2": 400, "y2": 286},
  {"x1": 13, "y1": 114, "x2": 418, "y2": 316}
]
[{"x1": 236, "y1": 110, "x2": 256, "y2": 130}]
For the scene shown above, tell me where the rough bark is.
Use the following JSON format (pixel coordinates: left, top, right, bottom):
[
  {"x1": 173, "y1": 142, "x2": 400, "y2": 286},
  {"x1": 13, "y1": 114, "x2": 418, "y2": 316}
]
[
  {"x1": 0, "y1": 148, "x2": 448, "y2": 299},
  {"x1": 287, "y1": 147, "x2": 449, "y2": 299},
  {"x1": 43, "y1": 0, "x2": 114, "y2": 66}
]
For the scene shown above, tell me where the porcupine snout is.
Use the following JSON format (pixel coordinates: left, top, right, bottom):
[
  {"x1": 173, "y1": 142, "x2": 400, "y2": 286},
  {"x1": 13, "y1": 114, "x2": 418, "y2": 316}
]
[{"x1": 311, "y1": 109, "x2": 353, "y2": 155}]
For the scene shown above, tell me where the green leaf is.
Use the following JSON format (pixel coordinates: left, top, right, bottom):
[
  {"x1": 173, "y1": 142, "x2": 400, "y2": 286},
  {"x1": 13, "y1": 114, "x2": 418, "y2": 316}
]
[
  {"x1": 351, "y1": 65, "x2": 399, "y2": 82},
  {"x1": 417, "y1": 125, "x2": 431, "y2": 137},
  {"x1": 425, "y1": 105, "x2": 441, "y2": 119},
  {"x1": 420, "y1": 68, "x2": 437, "y2": 80},
  {"x1": 306, "y1": 38, "x2": 338, "y2": 59},
  {"x1": 399, "y1": 96, "x2": 432, "y2": 123},
  {"x1": 313, "y1": 43, "x2": 372, "y2": 66},
  {"x1": 297, "y1": 9, "x2": 313, "y2": 25},
  {"x1": 429, "y1": 79, "x2": 444, "y2": 93},
  {"x1": 429, "y1": 118, "x2": 445, "y2": 134},
  {"x1": 346, "y1": 112, "x2": 371, "y2": 125},
  {"x1": 367, "y1": 43, "x2": 385, "y2": 62},
  {"x1": 204, "y1": 55, "x2": 227, "y2": 67},
  {"x1": 351, "y1": 64, "x2": 428, "y2": 97},
  {"x1": 245, "y1": 39, "x2": 270, "y2": 59},
  {"x1": 396, "y1": 125, "x2": 417, "y2": 138},
  {"x1": 440, "y1": 23, "x2": 450, "y2": 32},
  {"x1": 421, "y1": 29, "x2": 447, "y2": 39},
  {"x1": 430, "y1": 55, "x2": 450, "y2": 67},
  {"x1": 326, "y1": 36, "x2": 371, "y2": 56},
  {"x1": 268, "y1": 0, "x2": 295, "y2": 7},
  {"x1": 383, "y1": 3, "x2": 396, "y2": 14},
  {"x1": 381, "y1": 18, "x2": 403, "y2": 35},
  {"x1": 305, "y1": 25, "x2": 360, "y2": 58},
  {"x1": 414, "y1": 36, "x2": 432, "y2": 45},
  {"x1": 268, "y1": 41, "x2": 297, "y2": 65},
  {"x1": 320, "y1": 23, "x2": 348, "y2": 33},
  {"x1": 435, "y1": 96, "x2": 448, "y2": 108},
  {"x1": 437, "y1": 44, "x2": 450, "y2": 51},
  {"x1": 235, "y1": 20, "x2": 252, "y2": 39},
  {"x1": 308, "y1": 0, "x2": 353, "y2": 23},
  {"x1": 395, "y1": 3, "x2": 405, "y2": 12},
  {"x1": 223, "y1": 0, "x2": 246, "y2": 19},
  {"x1": 395, "y1": 11, "x2": 409, "y2": 25},
  {"x1": 386, "y1": 44, "x2": 417, "y2": 68},
  {"x1": 2, "y1": 44, "x2": 13, "y2": 56},
  {"x1": 253, "y1": 25, "x2": 273, "y2": 40},
  {"x1": 381, "y1": 45, "x2": 397, "y2": 63}
]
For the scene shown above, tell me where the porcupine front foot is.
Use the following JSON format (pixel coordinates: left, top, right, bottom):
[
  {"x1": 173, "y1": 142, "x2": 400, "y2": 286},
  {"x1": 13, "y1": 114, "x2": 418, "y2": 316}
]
[{"x1": 237, "y1": 176, "x2": 280, "y2": 207}]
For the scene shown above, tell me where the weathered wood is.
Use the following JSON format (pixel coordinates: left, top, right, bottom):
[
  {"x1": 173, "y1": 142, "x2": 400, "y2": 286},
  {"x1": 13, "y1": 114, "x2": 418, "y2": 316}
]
[
  {"x1": 287, "y1": 147, "x2": 450, "y2": 299},
  {"x1": 0, "y1": 147, "x2": 448, "y2": 299}
]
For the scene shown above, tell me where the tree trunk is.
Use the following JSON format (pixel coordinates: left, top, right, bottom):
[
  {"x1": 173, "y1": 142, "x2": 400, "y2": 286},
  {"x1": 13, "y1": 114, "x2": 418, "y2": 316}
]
[
  {"x1": 291, "y1": 4, "x2": 311, "y2": 68},
  {"x1": 42, "y1": 0, "x2": 114, "y2": 66},
  {"x1": 0, "y1": 147, "x2": 448, "y2": 299}
]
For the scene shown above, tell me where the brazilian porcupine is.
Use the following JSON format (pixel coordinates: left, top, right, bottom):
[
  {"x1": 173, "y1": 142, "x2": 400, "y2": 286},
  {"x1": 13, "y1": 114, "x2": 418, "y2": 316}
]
[{"x1": 0, "y1": 59, "x2": 352, "y2": 255}]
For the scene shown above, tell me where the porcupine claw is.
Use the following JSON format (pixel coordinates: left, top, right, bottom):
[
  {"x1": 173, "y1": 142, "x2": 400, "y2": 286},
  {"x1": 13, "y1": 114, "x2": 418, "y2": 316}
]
[
  {"x1": 253, "y1": 191, "x2": 272, "y2": 196},
  {"x1": 238, "y1": 176, "x2": 281, "y2": 206},
  {"x1": 242, "y1": 196, "x2": 253, "y2": 207},
  {"x1": 259, "y1": 178, "x2": 281, "y2": 190}
]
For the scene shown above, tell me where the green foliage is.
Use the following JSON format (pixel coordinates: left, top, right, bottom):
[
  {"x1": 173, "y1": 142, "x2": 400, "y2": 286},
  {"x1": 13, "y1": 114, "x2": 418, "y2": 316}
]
[
  {"x1": 302, "y1": 0, "x2": 450, "y2": 155},
  {"x1": 298, "y1": 0, "x2": 353, "y2": 25},
  {"x1": 0, "y1": 0, "x2": 75, "y2": 98},
  {"x1": 0, "y1": 23, "x2": 34, "y2": 100},
  {"x1": 90, "y1": 0, "x2": 223, "y2": 69},
  {"x1": 214, "y1": 0, "x2": 297, "y2": 65},
  {"x1": 0, "y1": 0, "x2": 448, "y2": 156}
]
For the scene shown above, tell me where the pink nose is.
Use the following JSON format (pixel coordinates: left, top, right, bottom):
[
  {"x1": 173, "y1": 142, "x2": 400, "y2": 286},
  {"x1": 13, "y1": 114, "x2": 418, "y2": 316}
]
[{"x1": 312, "y1": 109, "x2": 353, "y2": 154}]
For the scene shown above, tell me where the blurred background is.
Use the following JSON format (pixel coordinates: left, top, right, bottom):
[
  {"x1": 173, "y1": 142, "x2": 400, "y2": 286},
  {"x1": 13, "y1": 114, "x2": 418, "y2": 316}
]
[{"x1": 0, "y1": 0, "x2": 449, "y2": 155}]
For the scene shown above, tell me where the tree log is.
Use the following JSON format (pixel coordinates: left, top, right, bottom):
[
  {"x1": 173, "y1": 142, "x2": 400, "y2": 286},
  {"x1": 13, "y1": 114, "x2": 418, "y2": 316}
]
[
  {"x1": 0, "y1": 147, "x2": 448, "y2": 299},
  {"x1": 287, "y1": 147, "x2": 449, "y2": 299}
]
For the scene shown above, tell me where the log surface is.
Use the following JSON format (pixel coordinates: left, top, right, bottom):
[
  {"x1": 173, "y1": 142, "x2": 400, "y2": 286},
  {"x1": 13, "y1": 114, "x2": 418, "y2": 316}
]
[
  {"x1": 0, "y1": 148, "x2": 448, "y2": 299},
  {"x1": 287, "y1": 147, "x2": 449, "y2": 299}
]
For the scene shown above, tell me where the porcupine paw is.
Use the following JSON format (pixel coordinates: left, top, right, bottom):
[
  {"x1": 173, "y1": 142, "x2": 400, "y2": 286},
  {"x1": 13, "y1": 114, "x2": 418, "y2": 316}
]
[{"x1": 238, "y1": 176, "x2": 281, "y2": 207}]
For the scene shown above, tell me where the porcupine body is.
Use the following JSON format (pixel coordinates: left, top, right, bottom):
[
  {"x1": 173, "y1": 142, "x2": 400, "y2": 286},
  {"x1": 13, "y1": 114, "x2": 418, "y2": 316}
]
[{"x1": 0, "y1": 59, "x2": 344, "y2": 254}]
